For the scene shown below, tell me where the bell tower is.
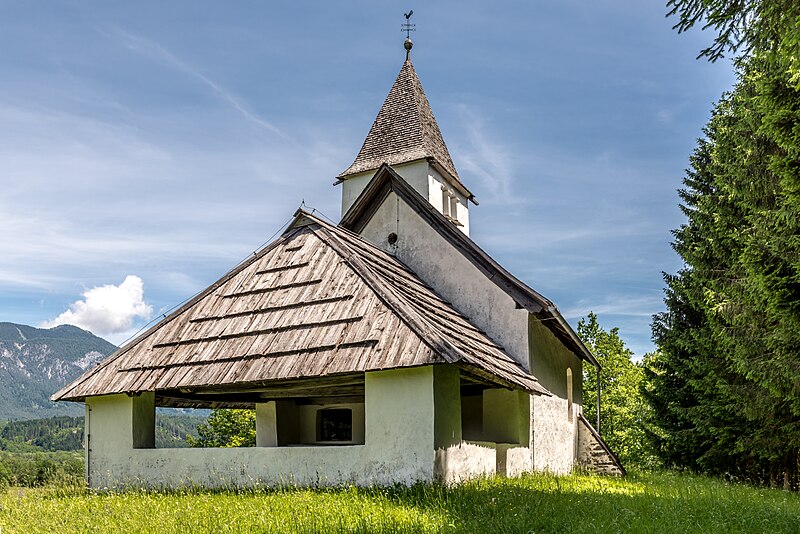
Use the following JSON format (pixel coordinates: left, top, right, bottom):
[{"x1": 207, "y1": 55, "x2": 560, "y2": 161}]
[{"x1": 337, "y1": 19, "x2": 476, "y2": 235}]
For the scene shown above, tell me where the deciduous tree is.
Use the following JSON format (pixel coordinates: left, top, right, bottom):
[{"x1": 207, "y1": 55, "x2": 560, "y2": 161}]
[
  {"x1": 188, "y1": 409, "x2": 256, "y2": 448},
  {"x1": 578, "y1": 313, "x2": 655, "y2": 468}
]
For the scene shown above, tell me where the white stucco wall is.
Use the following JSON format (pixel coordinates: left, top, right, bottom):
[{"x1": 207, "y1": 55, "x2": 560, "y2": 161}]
[
  {"x1": 435, "y1": 442, "x2": 496, "y2": 484},
  {"x1": 340, "y1": 172, "x2": 373, "y2": 217},
  {"x1": 359, "y1": 193, "x2": 530, "y2": 369},
  {"x1": 434, "y1": 441, "x2": 532, "y2": 483},
  {"x1": 355, "y1": 191, "x2": 590, "y2": 476},
  {"x1": 532, "y1": 395, "x2": 577, "y2": 474},
  {"x1": 340, "y1": 161, "x2": 429, "y2": 217},
  {"x1": 340, "y1": 162, "x2": 469, "y2": 234},
  {"x1": 85, "y1": 367, "x2": 437, "y2": 489},
  {"x1": 483, "y1": 389, "x2": 530, "y2": 446},
  {"x1": 255, "y1": 402, "x2": 277, "y2": 447},
  {"x1": 527, "y1": 316, "x2": 584, "y2": 473},
  {"x1": 503, "y1": 445, "x2": 533, "y2": 478}
]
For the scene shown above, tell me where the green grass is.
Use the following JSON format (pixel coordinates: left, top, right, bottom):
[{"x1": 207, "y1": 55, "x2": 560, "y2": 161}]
[{"x1": 1, "y1": 471, "x2": 799, "y2": 533}]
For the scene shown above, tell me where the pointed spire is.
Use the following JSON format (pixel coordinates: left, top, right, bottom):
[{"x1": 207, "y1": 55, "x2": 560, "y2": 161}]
[{"x1": 338, "y1": 57, "x2": 467, "y2": 195}]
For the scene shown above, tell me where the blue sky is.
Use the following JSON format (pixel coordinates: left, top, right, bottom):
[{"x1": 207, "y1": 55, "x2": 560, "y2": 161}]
[{"x1": 0, "y1": 1, "x2": 735, "y2": 356}]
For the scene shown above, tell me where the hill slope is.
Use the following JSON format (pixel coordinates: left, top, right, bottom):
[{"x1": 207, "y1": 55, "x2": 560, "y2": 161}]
[{"x1": 0, "y1": 322, "x2": 116, "y2": 419}]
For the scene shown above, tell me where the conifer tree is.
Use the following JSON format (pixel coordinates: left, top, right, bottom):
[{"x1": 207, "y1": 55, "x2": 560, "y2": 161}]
[{"x1": 649, "y1": 57, "x2": 800, "y2": 487}]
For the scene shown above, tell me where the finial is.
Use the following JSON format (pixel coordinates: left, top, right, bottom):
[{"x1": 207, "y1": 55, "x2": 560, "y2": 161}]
[{"x1": 402, "y1": 10, "x2": 415, "y2": 60}]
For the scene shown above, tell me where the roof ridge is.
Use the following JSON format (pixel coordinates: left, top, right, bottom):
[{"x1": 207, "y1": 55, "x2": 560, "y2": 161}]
[{"x1": 306, "y1": 212, "x2": 547, "y2": 394}]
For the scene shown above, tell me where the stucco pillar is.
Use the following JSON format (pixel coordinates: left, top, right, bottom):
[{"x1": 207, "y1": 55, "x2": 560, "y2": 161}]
[
  {"x1": 255, "y1": 401, "x2": 278, "y2": 447},
  {"x1": 433, "y1": 365, "x2": 462, "y2": 448},
  {"x1": 131, "y1": 392, "x2": 155, "y2": 449},
  {"x1": 85, "y1": 393, "x2": 153, "y2": 487},
  {"x1": 365, "y1": 367, "x2": 435, "y2": 484}
]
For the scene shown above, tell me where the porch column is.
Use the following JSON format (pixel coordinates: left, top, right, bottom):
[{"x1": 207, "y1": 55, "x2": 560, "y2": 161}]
[
  {"x1": 255, "y1": 401, "x2": 278, "y2": 447},
  {"x1": 433, "y1": 365, "x2": 462, "y2": 448},
  {"x1": 131, "y1": 391, "x2": 155, "y2": 449}
]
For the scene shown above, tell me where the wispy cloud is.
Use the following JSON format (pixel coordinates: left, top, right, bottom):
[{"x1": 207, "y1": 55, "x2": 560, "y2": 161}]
[
  {"x1": 560, "y1": 293, "x2": 665, "y2": 322},
  {"x1": 451, "y1": 104, "x2": 519, "y2": 204},
  {"x1": 106, "y1": 28, "x2": 284, "y2": 137}
]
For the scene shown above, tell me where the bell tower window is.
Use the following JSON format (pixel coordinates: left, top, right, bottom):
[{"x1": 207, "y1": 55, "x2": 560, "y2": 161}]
[{"x1": 441, "y1": 185, "x2": 462, "y2": 225}]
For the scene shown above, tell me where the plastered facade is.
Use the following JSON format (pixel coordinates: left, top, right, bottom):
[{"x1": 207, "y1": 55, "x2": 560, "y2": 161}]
[
  {"x1": 359, "y1": 192, "x2": 529, "y2": 369},
  {"x1": 529, "y1": 317, "x2": 583, "y2": 473},
  {"x1": 84, "y1": 364, "x2": 543, "y2": 489},
  {"x1": 341, "y1": 160, "x2": 469, "y2": 234},
  {"x1": 85, "y1": 368, "x2": 436, "y2": 489},
  {"x1": 357, "y1": 190, "x2": 588, "y2": 476}
]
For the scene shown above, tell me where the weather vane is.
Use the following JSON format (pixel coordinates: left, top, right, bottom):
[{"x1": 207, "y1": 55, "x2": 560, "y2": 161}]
[{"x1": 402, "y1": 10, "x2": 415, "y2": 59}]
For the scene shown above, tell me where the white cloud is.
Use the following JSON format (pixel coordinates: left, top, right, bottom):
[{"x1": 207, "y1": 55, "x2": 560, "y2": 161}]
[
  {"x1": 42, "y1": 275, "x2": 153, "y2": 335},
  {"x1": 451, "y1": 104, "x2": 518, "y2": 204}
]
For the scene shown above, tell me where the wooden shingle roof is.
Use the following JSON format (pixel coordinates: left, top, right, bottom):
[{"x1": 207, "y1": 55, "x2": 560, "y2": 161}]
[
  {"x1": 52, "y1": 211, "x2": 548, "y2": 405},
  {"x1": 338, "y1": 59, "x2": 473, "y2": 200}
]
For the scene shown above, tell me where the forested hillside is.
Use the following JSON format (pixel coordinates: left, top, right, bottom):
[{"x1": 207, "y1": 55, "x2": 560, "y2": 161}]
[
  {"x1": 0, "y1": 322, "x2": 116, "y2": 419},
  {"x1": 0, "y1": 414, "x2": 202, "y2": 451},
  {"x1": 647, "y1": 0, "x2": 800, "y2": 489}
]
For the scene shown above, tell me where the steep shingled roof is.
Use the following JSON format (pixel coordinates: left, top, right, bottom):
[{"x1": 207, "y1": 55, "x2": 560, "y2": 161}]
[
  {"x1": 338, "y1": 60, "x2": 472, "y2": 199},
  {"x1": 52, "y1": 211, "x2": 548, "y2": 406}
]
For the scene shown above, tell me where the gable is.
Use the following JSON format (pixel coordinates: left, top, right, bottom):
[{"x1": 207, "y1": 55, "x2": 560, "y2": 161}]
[
  {"x1": 341, "y1": 165, "x2": 599, "y2": 369},
  {"x1": 354, "y1": 188, "x2": 532, "y2": 369}
]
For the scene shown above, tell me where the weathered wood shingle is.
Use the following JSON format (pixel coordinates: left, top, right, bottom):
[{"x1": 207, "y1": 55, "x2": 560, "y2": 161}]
[
  {"x1": 338, "y1": 60, "x2": 472, "y2": 200},
  {"x1": 53, "y1": 211, "x2": 547, "y2": 404}
]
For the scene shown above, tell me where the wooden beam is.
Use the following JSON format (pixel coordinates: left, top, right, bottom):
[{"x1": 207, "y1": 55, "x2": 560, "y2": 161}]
[
  {"x1": 181, "y1": 374, "x2": 366, "y2": 395},
  {"x1": 257, "y1": 386, "x2": 364, "y2": 399}
]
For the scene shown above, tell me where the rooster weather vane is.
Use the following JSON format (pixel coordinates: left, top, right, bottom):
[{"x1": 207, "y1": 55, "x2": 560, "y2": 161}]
[{"x1": 402, "y1": 10, "x2": 415, "y2": 59}]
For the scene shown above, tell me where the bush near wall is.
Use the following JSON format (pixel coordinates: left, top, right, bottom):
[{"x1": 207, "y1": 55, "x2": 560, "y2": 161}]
[{"x1": 0, "y1": 451, "x2": 83, "y2": 488}]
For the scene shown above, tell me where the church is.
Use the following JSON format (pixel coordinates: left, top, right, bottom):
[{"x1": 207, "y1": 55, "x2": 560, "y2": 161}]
[{"x1": 53, "y1": 35, "x2": 623, "y2": 488}]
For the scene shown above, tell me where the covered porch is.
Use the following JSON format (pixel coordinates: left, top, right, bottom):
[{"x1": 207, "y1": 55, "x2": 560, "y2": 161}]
[{"x1": 84, "y1": 365, "x2": 536, "y2": 488}]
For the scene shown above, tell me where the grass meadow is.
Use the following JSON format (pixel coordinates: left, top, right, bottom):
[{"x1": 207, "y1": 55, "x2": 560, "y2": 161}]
[{"x1": 1, "y1": 471, "x2": 799, "y2": 533}]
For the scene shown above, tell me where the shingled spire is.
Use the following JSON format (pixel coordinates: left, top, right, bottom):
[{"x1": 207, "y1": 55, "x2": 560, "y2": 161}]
[{"x1": 338, "y1": 58, "x2": 470, "y2": 198}]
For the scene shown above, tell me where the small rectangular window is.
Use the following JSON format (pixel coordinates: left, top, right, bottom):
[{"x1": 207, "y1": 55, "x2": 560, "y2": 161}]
[
  {"x1": 441, "y1": 188, "x2": 451, "y2": 217},
  {"x1": 316, "y1": 408, "x2": 352, "y2": 441},
  {"x1": 449, "y1": 196, "x2": 459, "y2": 219}
]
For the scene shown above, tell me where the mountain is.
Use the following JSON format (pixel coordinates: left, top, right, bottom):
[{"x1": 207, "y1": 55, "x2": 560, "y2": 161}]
[{"x1": 0, "y1": 322, "x2": 116, "y2": 420}]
